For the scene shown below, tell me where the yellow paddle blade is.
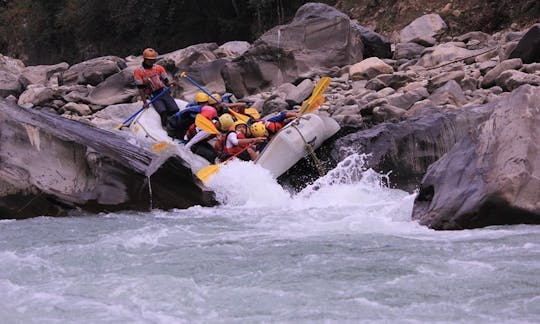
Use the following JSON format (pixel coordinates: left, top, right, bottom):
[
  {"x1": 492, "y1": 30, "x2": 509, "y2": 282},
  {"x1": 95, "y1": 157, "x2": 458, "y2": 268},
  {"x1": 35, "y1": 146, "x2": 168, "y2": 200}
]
[
  {"x1": 245, "y1": 108, "x2": 260, "y2": 120},
  {"x1": 312, "y1": 76, "x2": 331, "y2": 99},
  {"x1": 303, "y1": 94, "x2": 325, "y2": 114},
  {"x1": 151, "y1": 141, "x2": 170, "y2": 152},
  {"x1": 195, "y1": 114, "x2": 220, "y2": 135},
  {"x1": 228, "y1": 109, "x2": 250, "y2": 123},
  {"x1": 299, "y1": 76, "x2": 331, "y2": 115},
  {"x1": 196, "y1": 164, "x2": 220, "y2": 182}
]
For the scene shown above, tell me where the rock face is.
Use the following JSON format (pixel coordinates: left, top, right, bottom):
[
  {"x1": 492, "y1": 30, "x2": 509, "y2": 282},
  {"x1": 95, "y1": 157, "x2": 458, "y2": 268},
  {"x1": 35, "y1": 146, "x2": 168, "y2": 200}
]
[
  {"x1": 332, "y1": 106, "x2": 492, "y2": 191},
  {"x1": 509, "y1": 24, "x2": 540, "y2": 64},
  {"x1": 412, "y1": 85, "x2": 540, "y2": 230},
  {"x1": 222, "y1": 2, "x2": 366, "y2": 97},
  {"x1": 0, "y1": 100, "x2": 216, "y2": 219}
]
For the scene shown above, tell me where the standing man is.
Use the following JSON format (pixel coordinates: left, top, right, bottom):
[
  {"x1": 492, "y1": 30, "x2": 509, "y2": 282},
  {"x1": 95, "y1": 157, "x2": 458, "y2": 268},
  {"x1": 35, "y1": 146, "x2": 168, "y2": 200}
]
[{"x1": 134, "y1": 48, "x2": 179, "y2": 126}]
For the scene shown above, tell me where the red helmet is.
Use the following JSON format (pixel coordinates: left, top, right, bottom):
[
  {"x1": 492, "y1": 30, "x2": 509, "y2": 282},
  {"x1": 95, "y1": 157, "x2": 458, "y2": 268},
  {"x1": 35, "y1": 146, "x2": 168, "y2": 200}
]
[
  {"x1": 200, "y1": 105, "x2": 217, "y2": 119},
  {"x1": 265, "y1": 121, "x2": 282, "y2": 134}
]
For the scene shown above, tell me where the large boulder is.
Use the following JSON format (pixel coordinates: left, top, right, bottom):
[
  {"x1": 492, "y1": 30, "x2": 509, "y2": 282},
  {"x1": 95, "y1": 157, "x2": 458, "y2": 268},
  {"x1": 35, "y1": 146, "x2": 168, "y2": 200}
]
[
  {"x1": 332, "y1": 105, "x2": 492, "y2": 191},
  {"x1": 176, "y1": 59, "x2": 229, "y2": 100},
  {"x1": 0, "y1": 99, "x2": 216, "y2": 218},
  {"x1": 413, "y1": 85, "x2": 540, "y2": 229},
  {"x1": 86, "y1": 66, "x2": 138, "y2": 106},
  {"x1": 60, "y1": 56, "x2": 127, "y2": 86},
  {"x1": 399, "y1": 14, "x2": 447, "y2": 45},
  {"x1": 509, "y1": 24, "x2": 540, "y2": 64},
  {"x1": 222, "y1": 3, "x2": 365, "y2": 97},
  {"x1": 0, "y1": 54, "x2": 25, "y2": 97},
  {"x1": 19, "y1": 62, "x2": 69, "y2": 88}
]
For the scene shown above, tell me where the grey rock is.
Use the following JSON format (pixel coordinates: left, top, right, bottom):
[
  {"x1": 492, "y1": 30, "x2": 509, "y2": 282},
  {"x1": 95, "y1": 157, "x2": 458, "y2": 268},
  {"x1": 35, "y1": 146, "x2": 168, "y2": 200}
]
[
  {"x1": 509, "y1": 24, "x2": 540, "y2": 64},
  {"x1": 429, "y1": 80, "x2": 467, "y2": 107},
  {"x1": 373, "y1": 104, "x2": 407, "y2": 122},
  {"x1": 222, "y1": 3, "x2": 364, "y2": 96},
  {"x1": 60, "y1": 56, "x2": 126, "y2": 86},
  {"x1": 0, "y1": 99, "x2": 216, "y2": 218},
  {"x1": 495, "y1": 70, "x2": 540, "y2": 91},
  {"x1": 399, "y1": 14, "x2": 447, "y2": 44},
  {"x1": 63, "y1": 102, "x2": 92, "y2": 116},
  {"x1": 332, "y1": 105, "x2": 492, "y2": 191},
  {"x1": 86, "y1": 67, "x2": 138, "y2": 106},
  {"x1": 394, "y1": 42, "x2": 426, "y2": 60},
  {"x1": 413, "y1": 85, "x2": 540, "y2": 229},
  {"x1": 19, "y1": 62, "x2": 69, "y2": 88},
  {"x1": 286, "y1": 79, "x2": 314, "y2": 105},
  {"x1": 481, "y1": 58, "x2": 523, "y2": 88},
  {"x1": 429, "y1": 70, "x2": 466, "y2": 91}
]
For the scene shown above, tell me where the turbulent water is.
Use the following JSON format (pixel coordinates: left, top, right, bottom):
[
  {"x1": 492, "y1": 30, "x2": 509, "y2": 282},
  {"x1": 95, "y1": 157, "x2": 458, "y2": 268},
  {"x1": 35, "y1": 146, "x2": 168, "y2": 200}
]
[{"x1": 1, "y1": 155, "x2": 539, "y2": 323}]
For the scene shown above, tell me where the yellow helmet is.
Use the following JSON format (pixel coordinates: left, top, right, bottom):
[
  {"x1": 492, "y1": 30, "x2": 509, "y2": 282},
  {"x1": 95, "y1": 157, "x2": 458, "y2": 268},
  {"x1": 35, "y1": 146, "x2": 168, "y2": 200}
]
[
  {"x1": 208, "y1": 93, "x2": 222, "y2": 105},
  {"x1": 195, "y1": 92, "x2": 209, "y2": 104},
  {"x1": 142, "y1": 48, "x2": 158, "y2": 59},
  {"x1": 218, "y1": 113, "x2": 234, "y2": 131},
  {"x1": 250, "y1": 122, "x2": 266, "y2": 137},
  {"x1": 233, "y1": 120, "x2": 247, "y2": 130}
]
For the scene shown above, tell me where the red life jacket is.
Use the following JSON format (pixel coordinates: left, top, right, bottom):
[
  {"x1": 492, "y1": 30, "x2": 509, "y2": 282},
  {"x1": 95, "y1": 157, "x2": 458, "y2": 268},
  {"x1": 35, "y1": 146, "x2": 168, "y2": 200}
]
[
  {"x1": 225, "y1": 132, "x2": 247, "y2": 155},
  {"x1": 185, "y1": 123, "x2": 197, "y2": 140}
]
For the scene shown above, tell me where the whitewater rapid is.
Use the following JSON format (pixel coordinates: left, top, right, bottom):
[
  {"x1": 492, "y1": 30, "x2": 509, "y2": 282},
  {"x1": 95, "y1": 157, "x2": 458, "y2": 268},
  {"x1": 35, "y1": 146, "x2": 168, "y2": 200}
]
[{"x1": 1, "y1": 154, "x2": 539, "y2": 323}]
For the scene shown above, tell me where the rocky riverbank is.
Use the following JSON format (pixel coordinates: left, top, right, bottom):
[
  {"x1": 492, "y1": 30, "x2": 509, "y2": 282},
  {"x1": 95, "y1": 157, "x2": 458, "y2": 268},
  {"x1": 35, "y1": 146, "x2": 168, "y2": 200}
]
[{"x1": 0, "y1": 3, "x2": 538, "y2": 229}]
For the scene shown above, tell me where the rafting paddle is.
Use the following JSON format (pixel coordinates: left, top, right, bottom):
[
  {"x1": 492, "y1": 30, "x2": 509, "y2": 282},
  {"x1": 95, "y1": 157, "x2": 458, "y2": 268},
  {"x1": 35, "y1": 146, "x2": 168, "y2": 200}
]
[
  {"x1": 298, "y1": 77, "x2": 330, "y2": 115},
  {"x1": 114, "y1": 85, "x2": 172, "y2": 130},
  {"x1": 196, "y1": 143, "x2": 255, "y2": 183}
]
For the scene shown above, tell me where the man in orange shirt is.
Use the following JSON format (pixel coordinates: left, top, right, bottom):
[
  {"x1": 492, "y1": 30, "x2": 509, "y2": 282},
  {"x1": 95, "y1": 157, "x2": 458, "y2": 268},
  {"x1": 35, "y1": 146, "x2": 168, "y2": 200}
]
[{"x1": 134, "y1": 48, "x2": 179, "y2": 126}]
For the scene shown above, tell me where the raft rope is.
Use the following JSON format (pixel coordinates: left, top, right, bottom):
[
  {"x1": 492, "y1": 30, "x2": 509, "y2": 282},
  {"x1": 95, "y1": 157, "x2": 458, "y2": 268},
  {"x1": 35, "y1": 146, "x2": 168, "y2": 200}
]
[{"x1": 290, "y1": 119, "x2": 326, "y2": 177}]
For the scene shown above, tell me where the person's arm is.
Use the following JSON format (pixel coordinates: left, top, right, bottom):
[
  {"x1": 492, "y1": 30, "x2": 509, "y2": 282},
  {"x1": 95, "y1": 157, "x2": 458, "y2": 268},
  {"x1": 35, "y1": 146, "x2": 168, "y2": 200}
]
[
  {"x1": 134, "y1": 68, "x2": 149, "y2": 107},
  {"x1": 185, "y1": 130, "x2": 211, "y2": 149},
  {"x1": 237, "y1": 137, "x2": 266, "y2": 146},
  {"x1": 157, "y1": 65, "x2": 175, "y2": 87}
]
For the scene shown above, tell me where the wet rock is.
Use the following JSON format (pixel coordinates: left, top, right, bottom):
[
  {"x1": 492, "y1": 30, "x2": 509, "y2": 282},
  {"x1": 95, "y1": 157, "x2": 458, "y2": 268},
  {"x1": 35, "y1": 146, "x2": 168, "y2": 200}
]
[
  {"x1": 333, "y1": 105, "x2": 492, "y2": 191},
  {"x1": 0, "y1": 99, "x2": 216, "y2": 219},
  {"x1": 413, "y1": 85, "x2": 540, "y2": 229}
]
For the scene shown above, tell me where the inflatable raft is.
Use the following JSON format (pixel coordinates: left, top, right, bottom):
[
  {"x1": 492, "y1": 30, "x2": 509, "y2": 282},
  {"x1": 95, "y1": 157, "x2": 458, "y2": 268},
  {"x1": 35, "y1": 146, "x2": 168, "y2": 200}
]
[{"x1": 128, "y1": 106, "x2": 340, "y2": 180}]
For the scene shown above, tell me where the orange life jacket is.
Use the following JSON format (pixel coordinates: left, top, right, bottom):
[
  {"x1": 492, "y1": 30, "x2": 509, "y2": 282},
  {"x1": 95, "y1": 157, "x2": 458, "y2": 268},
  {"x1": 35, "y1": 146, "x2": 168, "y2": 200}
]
[{"x1": 134, "y1": 64, "x2": 167, "y2": 95}]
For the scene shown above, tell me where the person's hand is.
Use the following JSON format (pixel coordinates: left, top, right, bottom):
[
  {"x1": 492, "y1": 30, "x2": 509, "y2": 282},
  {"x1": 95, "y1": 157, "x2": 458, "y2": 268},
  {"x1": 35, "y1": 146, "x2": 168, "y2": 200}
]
[
  {"x1": 169, "y1": 81, "x2": 177, "y2": 87},
  {"x1": 143, "y1": 101, "x2": 149, "y2": 108}
]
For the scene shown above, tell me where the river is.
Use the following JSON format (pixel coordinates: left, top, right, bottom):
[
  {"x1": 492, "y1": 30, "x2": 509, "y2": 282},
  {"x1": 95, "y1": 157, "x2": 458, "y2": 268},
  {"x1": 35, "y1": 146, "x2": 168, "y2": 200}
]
[{"x1": 1, "y1": 155, "x2": 539, "y2": 323}]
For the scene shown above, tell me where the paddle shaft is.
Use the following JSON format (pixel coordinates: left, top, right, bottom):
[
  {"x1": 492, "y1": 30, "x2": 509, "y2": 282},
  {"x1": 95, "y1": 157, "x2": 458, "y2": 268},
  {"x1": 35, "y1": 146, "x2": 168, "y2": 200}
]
[
  {"x1": 116, "y1": 85, "x2": 172, "y2": 129},
  {"x1": 179, "y1": 72, "x2": 222, "y2": 104}
]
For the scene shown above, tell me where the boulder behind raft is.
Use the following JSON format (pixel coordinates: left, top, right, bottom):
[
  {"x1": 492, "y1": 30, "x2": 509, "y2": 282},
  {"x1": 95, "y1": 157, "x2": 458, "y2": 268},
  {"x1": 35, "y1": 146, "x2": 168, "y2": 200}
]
[{"x1": 0, "y1": 100, "x2": 216, "y2": 219}]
